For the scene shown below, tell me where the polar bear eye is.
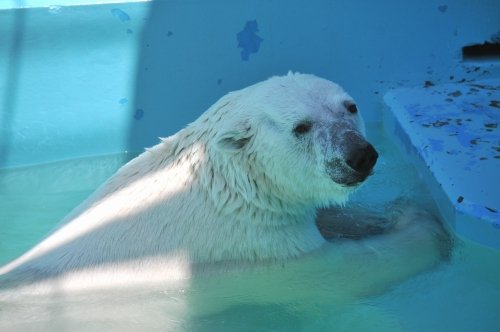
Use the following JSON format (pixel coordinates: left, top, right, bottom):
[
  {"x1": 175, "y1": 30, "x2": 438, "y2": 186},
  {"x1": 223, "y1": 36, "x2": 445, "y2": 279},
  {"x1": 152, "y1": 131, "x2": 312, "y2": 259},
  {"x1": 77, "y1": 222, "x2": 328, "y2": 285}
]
[
  {"x1": 344, "y1": 102, "x2": 358, "y2": 114},
  {"x1": 293, "y1": 121, "x2": 313, "y2": 136}
]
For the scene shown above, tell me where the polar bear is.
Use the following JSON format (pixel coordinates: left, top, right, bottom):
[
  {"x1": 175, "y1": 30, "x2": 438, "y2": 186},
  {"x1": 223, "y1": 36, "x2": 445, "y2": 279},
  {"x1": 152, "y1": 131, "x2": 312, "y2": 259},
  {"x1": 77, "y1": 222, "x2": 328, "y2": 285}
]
[{"x1": 0, "y1": 73, "x2": 448, "y2": 298}]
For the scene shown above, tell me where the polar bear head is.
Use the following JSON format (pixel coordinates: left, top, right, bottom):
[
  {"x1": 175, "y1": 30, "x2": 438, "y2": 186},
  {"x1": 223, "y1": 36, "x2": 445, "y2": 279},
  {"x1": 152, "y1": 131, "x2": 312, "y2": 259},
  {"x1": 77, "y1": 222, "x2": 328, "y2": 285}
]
[{"x1": 198, "y1": 73, "x2": 378, "y2": 212}]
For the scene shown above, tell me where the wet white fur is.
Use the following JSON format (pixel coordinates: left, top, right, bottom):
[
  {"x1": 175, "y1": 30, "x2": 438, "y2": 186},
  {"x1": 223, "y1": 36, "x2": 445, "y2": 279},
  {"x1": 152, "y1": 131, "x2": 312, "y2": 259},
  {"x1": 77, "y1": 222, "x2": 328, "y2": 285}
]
[{"x1": 0, "y1": 73, "x2": 443, "y2": 296}]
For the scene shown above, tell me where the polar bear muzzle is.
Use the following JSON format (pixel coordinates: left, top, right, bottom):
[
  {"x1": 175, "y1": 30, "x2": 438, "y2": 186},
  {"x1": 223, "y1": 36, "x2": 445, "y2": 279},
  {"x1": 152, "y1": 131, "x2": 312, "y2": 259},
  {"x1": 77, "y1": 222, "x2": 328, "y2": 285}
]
[{"x1": 327, "y1": 131, "x2": 378, "y2": 187}]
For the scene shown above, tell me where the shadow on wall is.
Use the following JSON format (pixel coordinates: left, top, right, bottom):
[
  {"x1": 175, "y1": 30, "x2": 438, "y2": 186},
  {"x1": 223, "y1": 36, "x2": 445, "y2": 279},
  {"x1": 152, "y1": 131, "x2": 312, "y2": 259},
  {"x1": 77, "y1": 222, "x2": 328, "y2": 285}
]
[{"x1": 0, "y1": 6, "x2": 25, "y2": 169}]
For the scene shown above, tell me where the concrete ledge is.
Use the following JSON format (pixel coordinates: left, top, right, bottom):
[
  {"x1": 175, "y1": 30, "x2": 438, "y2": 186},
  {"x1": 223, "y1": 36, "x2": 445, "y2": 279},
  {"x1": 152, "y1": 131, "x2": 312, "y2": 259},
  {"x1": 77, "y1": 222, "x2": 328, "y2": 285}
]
[{"x1": 384, "y1": 79, "x2": 500, "y2": 249}]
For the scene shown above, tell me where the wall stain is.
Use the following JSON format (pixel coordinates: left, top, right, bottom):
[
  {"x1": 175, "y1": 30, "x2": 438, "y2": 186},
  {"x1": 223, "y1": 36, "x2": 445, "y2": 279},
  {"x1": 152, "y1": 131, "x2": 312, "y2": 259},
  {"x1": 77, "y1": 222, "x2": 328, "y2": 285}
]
[{"x1": 236, "y1": 20, "x2": 263, "y2": 61}]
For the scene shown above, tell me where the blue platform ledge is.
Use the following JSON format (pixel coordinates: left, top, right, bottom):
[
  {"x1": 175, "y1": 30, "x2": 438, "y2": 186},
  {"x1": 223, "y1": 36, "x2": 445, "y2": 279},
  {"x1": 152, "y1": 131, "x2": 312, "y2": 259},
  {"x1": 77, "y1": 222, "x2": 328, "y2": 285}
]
[{"x1": 384, "y1": 79, "x2": 500, "y2": 249}]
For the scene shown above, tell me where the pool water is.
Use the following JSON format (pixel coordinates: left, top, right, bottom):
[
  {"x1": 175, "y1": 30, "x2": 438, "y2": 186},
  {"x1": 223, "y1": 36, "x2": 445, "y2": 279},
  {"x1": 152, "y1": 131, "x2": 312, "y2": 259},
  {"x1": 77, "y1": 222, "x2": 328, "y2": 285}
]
[
  {"x1": 0, "y1": 125, "x2": 499, "y2": 331},
  {"x1": 0, "y1": 153, "x2": 134, "y2": 266}
]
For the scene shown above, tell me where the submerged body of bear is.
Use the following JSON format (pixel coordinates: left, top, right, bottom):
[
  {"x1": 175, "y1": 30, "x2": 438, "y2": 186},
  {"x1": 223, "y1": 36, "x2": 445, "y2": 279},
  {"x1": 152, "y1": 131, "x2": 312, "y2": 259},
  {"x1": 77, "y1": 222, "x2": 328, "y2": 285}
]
[{"x1": 0, "y1": 73, "x2": 447, "y2": 296}]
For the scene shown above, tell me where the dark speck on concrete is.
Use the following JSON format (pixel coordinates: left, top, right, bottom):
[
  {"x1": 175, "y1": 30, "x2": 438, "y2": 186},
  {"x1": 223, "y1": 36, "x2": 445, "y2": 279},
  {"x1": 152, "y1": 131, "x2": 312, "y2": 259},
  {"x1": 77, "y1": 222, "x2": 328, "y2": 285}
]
[
  {"x1": 134, "y1": 109, "x2": 144, "y2": 120},
  {"x1": 468, "y1": 87, "x2": 480, "y2": 95},
  {"x1": 469, "y1": 83, "x2": 497, "y2": 91},
  {"x1": 489, "y1": 100, "x2": 500, "y2": 108},
  {"x1": 448, "y1": 90, "x2": 462, "y2": 97},
  {"x1": 465, "y1": 67, "x2": 481, "y2": 74},
  {"x1": 424, "y1": 80, "x2": 435, "y2": 88},
  {"x1": 426, "y1": 120, "x2": 449, "y2": 127},
  {"x1": 438, "y1": 5, "x2": 448, "y2": 13},
  {"x1": 486, "y1": 207, "x2": 498, "y2": 213},
  {"x1": 111, "y1": 8, "x2": 131, "y2": 22}
]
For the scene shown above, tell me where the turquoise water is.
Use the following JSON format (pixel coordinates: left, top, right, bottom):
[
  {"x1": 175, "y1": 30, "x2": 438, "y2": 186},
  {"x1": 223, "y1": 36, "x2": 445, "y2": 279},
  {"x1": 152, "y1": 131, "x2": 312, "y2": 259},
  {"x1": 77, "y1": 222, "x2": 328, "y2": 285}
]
[
  {"x1": 0, "y1": 126, "x2": 499, "y2": 331},
  {"x1": 0, "y1": 153, "x2": 134, "y2": 266}
]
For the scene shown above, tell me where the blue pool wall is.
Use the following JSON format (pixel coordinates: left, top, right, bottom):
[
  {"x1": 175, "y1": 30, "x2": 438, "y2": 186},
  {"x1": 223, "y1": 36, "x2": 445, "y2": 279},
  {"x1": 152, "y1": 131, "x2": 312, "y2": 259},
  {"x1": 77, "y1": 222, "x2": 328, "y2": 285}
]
[{"x1": 1, "y1": 0, "x2": 500, "y2": 168}]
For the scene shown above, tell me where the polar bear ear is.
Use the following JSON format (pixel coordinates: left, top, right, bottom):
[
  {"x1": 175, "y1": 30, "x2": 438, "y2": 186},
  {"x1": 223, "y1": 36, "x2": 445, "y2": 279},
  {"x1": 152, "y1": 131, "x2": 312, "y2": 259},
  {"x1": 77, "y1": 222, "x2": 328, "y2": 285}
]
[{"x1": 215, "y1": 127, "x2": 253, "y2": 153}]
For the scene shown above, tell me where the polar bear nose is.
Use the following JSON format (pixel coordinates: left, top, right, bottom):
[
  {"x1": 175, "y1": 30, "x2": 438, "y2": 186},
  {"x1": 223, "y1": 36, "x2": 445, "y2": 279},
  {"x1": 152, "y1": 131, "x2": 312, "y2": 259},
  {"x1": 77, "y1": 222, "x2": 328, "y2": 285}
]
[
  {"x1": 346, "y1": 143, "x2": 378, "y2": 173},
  {"x1": 344, "y1": 133, "x2": 379, "y2": 174}
]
